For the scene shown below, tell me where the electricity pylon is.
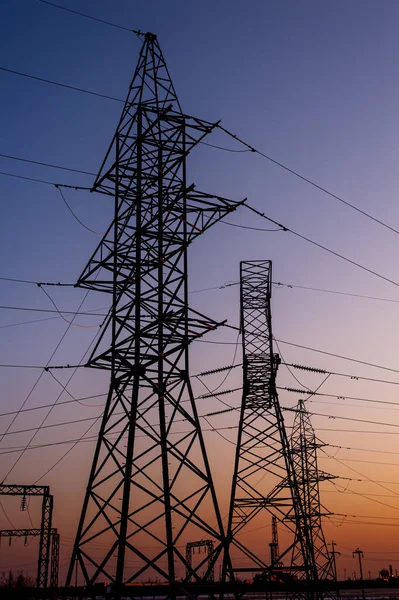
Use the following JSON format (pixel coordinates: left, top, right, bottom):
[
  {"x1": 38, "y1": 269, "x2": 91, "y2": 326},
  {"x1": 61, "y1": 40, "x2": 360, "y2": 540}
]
[
  {"x1": 223, "y1": 261, "x2": 317, "y2": 584},
  {"x1": 67, "y1": 32, "x2": 244, "y2": 590},
  {"x1": 290, "y1": 399, "x2": 337, "y2": 597}
]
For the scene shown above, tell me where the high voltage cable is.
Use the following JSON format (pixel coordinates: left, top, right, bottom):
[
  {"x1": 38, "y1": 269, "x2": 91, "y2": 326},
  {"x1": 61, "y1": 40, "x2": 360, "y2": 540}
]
[
  {"x1": 0, "y1": 393, "x2": 106, "y2": 418},
  {"x1": 276, "y1": 338, "x2": 399, "y2": 374},
  {"x1": 0, "y1": 424, "x2": 240, "y2": 458},
  {"x1": 221, "y1": 221, "x2": 283, "y2": 233},
  {"x1": 56, "y1": 186, "x2": 101, "y2": 235},
  {"x1": 284, "y1": 406, "x2": 399, "y2": 430},
  {"x1": 36, "y1": 0, "x2": 144, "y2": 37},
  {"x1": 0, "y1": 169, "x2": 90, "y2": 189},
  {"x1": 1, "y1": 284, "x2": 104, "y2": 481},
  {"x1": 283, "y1": 362, "x2": 399, "y2": 386},
  {"x1": 3, "y1": 57, "x2": 399, "y2": 250},
  {"x1": 0, "y1": 290, "x2": 94, "y2": 446},
  {"x1": 280, "y1": 386, "x2": 399, "y2": 408},
  {"x1": 218, "y1": 124, "x2": 399, "y2": 237},
  {"x1": 0, "y1": 305, "x2": 107, "y2": 315},
  {"x1": 274, "y1": 281, "x2": 399, "y2": 305},
  {"x1": 245, "y1": 203, "x2": 399, "y2": 289},
  {"x1": 0, "y1": 66, "x2": 124, "y2": 103},
  {"x1": 0, "y1": 152, "x2": 95, "y2": 175}
]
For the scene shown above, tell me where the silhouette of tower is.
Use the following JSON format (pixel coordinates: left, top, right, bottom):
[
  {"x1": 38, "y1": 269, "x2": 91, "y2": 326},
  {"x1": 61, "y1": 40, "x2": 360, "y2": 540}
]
[
  {"x1": 223, "y1": 261, "x2": 316, "y2": 583},
  {"x1": 290, "y1": 399, "x2": 337, "y2": 594},
  {"x1": 270, "y1": 516, "x2": 282, "y2": 569},
  {"x1": 67, "y1": 32, "x2": 244, "y2": 590}
]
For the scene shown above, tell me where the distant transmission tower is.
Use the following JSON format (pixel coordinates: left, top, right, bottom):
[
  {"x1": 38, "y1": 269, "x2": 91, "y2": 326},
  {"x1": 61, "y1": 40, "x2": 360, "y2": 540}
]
[
  {"x1": 67, "y1": 32, "x2": 244, "y2": 590},
  {"x1": 223, "y1": 261, "x2": 317, "y2": 584},
  {"x1": 290, "y1": 399, "x2": 337, "y2": 590},
  {"x1": 269, "y1": 516, "x2": 282, "y2": 570}
]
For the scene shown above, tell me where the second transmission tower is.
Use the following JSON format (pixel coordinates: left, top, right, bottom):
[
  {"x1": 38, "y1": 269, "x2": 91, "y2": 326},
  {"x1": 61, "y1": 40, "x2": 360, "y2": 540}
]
[{"x1": 223, "y1": 261, "x2": 317, "y2": 584}]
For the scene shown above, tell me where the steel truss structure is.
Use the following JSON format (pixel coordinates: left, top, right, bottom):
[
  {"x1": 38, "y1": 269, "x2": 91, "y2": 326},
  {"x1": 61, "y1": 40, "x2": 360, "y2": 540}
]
[
  {"x1": 0, "y1": 485, "x2": 53, "y2": 588},
  {"x1": 0, "y1": 528, "x2": 60, "y2": 587},
  {"x1": 269, "y1": 516, "x2": 282, "y2": 569},
  {"x1": 185, "y1": 540, "x2": 214, "y2": 582},
  {"x1": 223, "y1": 261, "x2": 317, "y2": 583},
  {"x1": 67, "y1": 32, "x2": 245, "y2": 590},
  {"x1": 290, "y1": 399, "x2": 336, "y2": 591}
]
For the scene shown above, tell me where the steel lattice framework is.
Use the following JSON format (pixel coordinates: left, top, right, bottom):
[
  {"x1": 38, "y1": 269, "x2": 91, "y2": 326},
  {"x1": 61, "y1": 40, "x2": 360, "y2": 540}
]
[
  {"x1": 185, "y1": 540, "x2": 214, "y2": 582},
  {"x1": 290, "y1": 399, "x2": 336, "y2": 593},
  {"x1": 67, "y1": 32, "x2": 244, "y2": 590},
  {"x1": 0, "y1": 529, "x2": 60, "y2": 588},
  {"x1": 223, "y1": 261, "x2": 317, "y2": 582},
  {"x1": 0, "y1": 485, "x2": 53, "y2": 589}
]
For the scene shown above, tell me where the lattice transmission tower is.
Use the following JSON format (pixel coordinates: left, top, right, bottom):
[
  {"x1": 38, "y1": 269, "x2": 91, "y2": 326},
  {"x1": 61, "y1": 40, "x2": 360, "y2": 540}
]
[
  {"x1": 67, "y1": 32, "x2": 244, "y2": 590},
  {"x1": 223, "y1": 261, "x2": 317, "y2": 584},
  {"x1": 290, "y1": 399, "x2": 337, "y2": 591}
]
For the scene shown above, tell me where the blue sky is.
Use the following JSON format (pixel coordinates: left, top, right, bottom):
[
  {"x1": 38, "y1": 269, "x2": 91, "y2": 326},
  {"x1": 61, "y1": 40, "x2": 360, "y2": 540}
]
[{"x1": 2, "y1": 0, "x2": 399, "y2": 582}]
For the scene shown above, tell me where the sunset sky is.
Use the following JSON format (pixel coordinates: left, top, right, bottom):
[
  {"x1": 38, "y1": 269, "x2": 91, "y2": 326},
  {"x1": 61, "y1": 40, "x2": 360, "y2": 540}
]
[{"x1": 2, "y1": 0, "x2": 399, "y2": 584}]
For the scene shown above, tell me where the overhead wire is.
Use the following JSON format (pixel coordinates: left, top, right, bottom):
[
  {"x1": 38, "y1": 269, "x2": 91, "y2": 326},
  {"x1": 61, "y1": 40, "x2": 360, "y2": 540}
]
[
  {"x1": 56, "y1": 186, "x2": 101, "y2": 236},
  {"x1": 221, "y1": 221, "x2": 284, "y2": 232},
  {"x1": 284, "y1": 406, "x2": 399, "y2": 431},
  {"x1": 0, "y1": 169, "x2": 90, "y2": 189},
  {"x1": 0, "y1": 66, "x2": 124, "y2": 103},
  {"x1": 275, "y1": 338, "x2": 399, "y2": 375},
  {"x1": 0, "y1": 392, "x2": 107, "y2": 418},
  {"x1": 39, "y1": 285, "x2": 102, "y2": 328},
  {"x1": 273, "y1": 280, "x2": 399, "y2": 305},
  {"x1": 245, "y1": 203, "x2": 399, "y2": 290},
  {"x1": 36, "y1": 0, "x2": 144, "y2": 37},
  {"x1": 0, "y1": 284, "x2": 104, "y2": 481},
  {"x1": 0, "y1": 152, "x2": 95, "y2": 176},
  {"x1": 0, "y1": 304, "x2": 107, "y2": 315},
  {"x1": 282, "y1": 361, "x2": 399, "y2": 387},
  {"x1": 218, "y1": 124, "x2": 399, "y2": 237},
  {"x1": 281, "y1": 386, "x2": 399, "y2": 409}
]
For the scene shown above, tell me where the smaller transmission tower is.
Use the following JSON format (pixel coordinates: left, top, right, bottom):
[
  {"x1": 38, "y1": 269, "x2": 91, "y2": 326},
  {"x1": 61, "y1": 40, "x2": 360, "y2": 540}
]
[
  {"x1": 269, "y1": 516, "x2": 282, "y2": 570},
  {"x1": 290, "y1": 399, "x2": 336, "y2": 589},
  {"x1": 223, "y1": 261, "x2": 316, "y2": 583}
]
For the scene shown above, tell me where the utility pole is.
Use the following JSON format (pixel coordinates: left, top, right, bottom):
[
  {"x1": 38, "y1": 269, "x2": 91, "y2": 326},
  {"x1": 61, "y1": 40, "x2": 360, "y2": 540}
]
[
  {"x1": 66, "y1": 31, "x2": 245, "y2": 594},
  {"x1": 330, "y1": 542, "x2": 340, "y2": 581},
  {"x1": 353, "y1": 549, "x2": 365, "y2": 600},
  {"x1": 353, "y1": 549, "x2": 364, "y2": 581}
]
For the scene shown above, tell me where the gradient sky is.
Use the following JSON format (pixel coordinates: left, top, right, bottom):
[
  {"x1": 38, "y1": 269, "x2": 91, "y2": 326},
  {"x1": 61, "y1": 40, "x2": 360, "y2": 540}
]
[{"x1": 2, "y1": 0, "x2": 399, "y2": 583}]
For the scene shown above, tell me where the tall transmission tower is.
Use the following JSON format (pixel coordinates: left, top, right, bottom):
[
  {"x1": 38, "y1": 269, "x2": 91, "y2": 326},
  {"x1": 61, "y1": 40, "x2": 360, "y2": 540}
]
[
  {"x1": 223, "y1": 260, "x2": 317, "y2": 583},
  {"x1": 290, "y1": 399, "x2": 337, "y2": 593},
  {"x1": 67, "y1": 32, "x2": 244, "y2": 590}
]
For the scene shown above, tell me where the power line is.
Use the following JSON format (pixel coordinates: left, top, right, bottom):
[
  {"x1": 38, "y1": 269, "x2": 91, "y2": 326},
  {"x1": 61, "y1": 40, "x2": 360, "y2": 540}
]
[
  {"x1": 36, "y1": 0, "x2": 144, "y2": 37},
  {"x1": 1, "y1": 285, "x2": 101, "y2": 480},
  {"x1": 274, "y1": 280, "x2": 399, "y2": 305},
  {"x1": 280, "y1": 386, "x2": 399, "y2": 408},
  {"x1": 56, "y1": 186, "x2": 101, "y2": 235},
  {"x1": 0, "y1": 66, "x2": 124, "y2": 103},
  {"x1": 218, "y1": 124, "x2": 399, "y2": 237},
  {"x1": 0, "y1": 152, "x2": 95, "y2": 175},
  {"x1": 0, "y1": 393, "x2": 106, "y2": 418},
  {"x1": 245, "y1": 202, "x2": 399, "y2": 290},
  {"x1": 221, "y1": 221, "x2": 283, "y2": 233},
  {"x1": 283, "y1": 361, "x2": 399, "y2": 387},
  {"x1": 276, "y1": 338, "x2": 399, "y2": 375},
  {"x1": 0, "y1": 305, "x2": 107, "y2": 315},
  {"x1": 284, "y1": 406, "x2": 399, "y2": 430},
  {"x1": 0, "y1": 169, "x2": 90, "y2": 189}
]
